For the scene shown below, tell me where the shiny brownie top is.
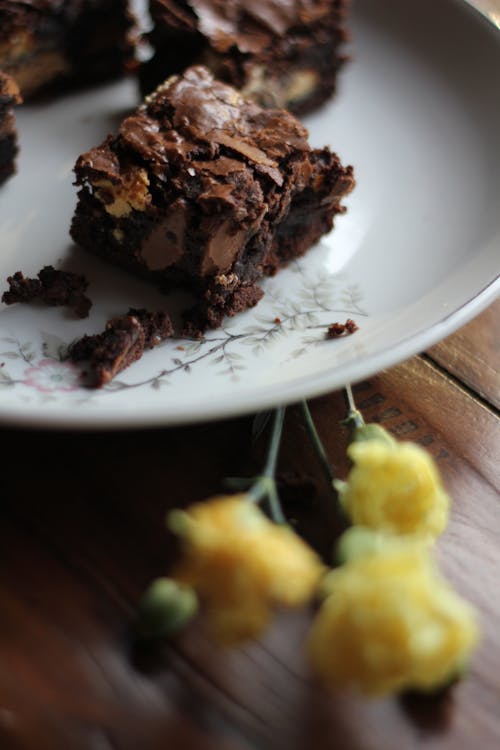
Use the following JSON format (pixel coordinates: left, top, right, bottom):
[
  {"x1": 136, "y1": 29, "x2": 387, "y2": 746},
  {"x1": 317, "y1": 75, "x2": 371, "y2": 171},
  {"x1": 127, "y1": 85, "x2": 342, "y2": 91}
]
[
  {"x1": 75, "y1": 65, "x2": 312, "y2": 188},
  {"x1": 150, "y1": 0, "x2": 344, "y2": 53}
]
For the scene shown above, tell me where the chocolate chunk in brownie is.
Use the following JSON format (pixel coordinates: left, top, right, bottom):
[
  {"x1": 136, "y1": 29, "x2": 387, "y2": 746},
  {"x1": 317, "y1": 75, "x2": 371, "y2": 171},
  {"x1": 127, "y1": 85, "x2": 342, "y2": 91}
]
[
  {"x1": 0, "y1": 0, "x2": 137, "y2": 99},
  {"x1": 0, "y1": 70, "x2": 21, "y2": 184},
  {"x1": 2, "y1": 265, "x2": 92, "y2": 317},
  {"x1": 71, "y1": 66, "x2": 355, "y2": 332},
  {"x1": 69, "y1": 308, "x2": 173, "y2": 386},
  {"x1": 140, "y1": 0, "x2": 350, "y2": 115}
]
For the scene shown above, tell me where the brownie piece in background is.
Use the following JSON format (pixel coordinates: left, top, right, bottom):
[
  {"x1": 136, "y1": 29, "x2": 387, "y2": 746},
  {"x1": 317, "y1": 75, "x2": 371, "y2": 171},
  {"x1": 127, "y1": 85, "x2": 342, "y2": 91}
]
[
  {"x1": 140, "y1": 0, "x2": 350, "y2": 115},
  {"x1": 0, "y1": 70, "x2": 21, "y2": 184},
  {"x1": 0, "y1": 0, "x2": 136, "y2": 98},
  {"x1": 71, "y1": 66, "x2": 354, "y2": 331}
]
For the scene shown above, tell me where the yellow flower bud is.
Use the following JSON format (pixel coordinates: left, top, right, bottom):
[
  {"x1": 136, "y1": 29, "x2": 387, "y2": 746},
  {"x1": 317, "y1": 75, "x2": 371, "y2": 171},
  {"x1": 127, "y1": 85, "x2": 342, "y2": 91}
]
[
  {"x1": 308, "y1": 536, "x2": 478, "y2": 696},
  {"x1": 336, "y1": 439, "x2": 450, "y2": 539},
  {"x1": 169, "y1": 495, "x2": 325, "y2": 645}
]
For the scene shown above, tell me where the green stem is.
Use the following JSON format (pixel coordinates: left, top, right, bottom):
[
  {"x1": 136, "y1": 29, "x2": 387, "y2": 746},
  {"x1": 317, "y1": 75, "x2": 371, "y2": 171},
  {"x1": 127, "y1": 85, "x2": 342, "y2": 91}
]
[
  {"x1": 247, "y1": 477, "x2": 269, "y2": 503},
  {"x1": 263, "y1": 407, "x2": 286, "y2": 478},
  {"x1": 299, "y1": 400, "x2": 347, "y2": 530},
  {"x1": 267, "y1": 481, "x2": 287, "y2": 525},
  {"x1": 299, "y1": 401, "x2": 334, "y2": 484},
  {"x1": 246, "y1": 406, "x2": 287, "y2": 524},
  {"x1": 343, "y1": 384, "x2": 365, "y2": 429},
  {"x1": 248, "y1": 476, "x2": 286, "y2": 524}
]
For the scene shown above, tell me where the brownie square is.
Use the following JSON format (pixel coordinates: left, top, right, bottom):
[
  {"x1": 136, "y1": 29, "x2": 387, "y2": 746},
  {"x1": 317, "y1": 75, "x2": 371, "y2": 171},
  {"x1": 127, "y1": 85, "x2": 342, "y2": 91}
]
[
  {"x1": 0, "y1": 70, "x2": 21, "y2": 184},
  {"x1": 71, "y1": 66, "x2": 354, "y2": 331},
  {"x1": 140, "y1": 0, "x2": 350, "y2": 115},
  {"x1": 0, "y1": 0, "x2": 136, "y2": 99}
]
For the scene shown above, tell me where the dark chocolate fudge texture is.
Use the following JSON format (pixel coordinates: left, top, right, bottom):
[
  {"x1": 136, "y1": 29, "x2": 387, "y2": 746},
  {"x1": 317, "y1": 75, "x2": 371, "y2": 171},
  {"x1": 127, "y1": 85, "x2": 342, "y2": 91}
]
[
  {"x1": 71, "y1": 66, "x2": 355, "y2": 331},
  {"x1": 0, "y1": 0, "x2": 136, "y2": 98},
  {"x1": 0, "y1": 70, "x2": 21, "y2": 184},
  {"x1": 2, "y1": 265, "x2": 92, "y2": 318},
  {"x1": 69, "y1": 308, "x2": 174, "y2": 387},
  {"x1": 141, "y1": 0, "x2": 350, "y2": 115}
]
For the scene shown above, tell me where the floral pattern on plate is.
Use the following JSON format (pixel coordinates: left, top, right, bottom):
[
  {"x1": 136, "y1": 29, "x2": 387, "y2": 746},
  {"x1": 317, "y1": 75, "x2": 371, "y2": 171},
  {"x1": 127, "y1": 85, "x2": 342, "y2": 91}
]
[{"x1": 0, "y1": 263, "x2": 367, "y2": 401}]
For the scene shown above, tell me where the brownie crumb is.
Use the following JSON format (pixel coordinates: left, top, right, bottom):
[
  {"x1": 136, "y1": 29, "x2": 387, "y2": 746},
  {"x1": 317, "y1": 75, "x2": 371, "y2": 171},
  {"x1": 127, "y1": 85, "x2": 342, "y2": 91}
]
[
  {"x1": 326, "y1": 318, "x2": 359, "y2": 339},
  {"x1": 127, "y1": 308, "x2": 173, "y2": 349},
  {"x1": 345, "y1": 319, "x2": 359, "y2": 334},
  {"x1": 2, "y1": 266, "x2": 92, "y2": 318},
  {"x1": 69, "y1": 308, "x2": 173, "y2": 387},
  {"x1": 180, "y1": 321, "x2": 205, "y2": 341}
]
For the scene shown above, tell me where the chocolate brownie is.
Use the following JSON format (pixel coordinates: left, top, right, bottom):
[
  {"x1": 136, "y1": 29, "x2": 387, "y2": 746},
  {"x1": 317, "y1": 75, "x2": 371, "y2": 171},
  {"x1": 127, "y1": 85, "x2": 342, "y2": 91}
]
[
  {"x1": 0, "y1": 0, "x2": 136, "y2": 98},
  {"x1": 70, "y1": 66, "x2": 354, "y2": 331},
  {"x1": 69, "y1": 308, "x2": 173, "y2": 386},
  {"x1": 2, "y1": 265, "x2": 92, "y2": 317},
  {"x1": 140, "y1": 0, "x2": 350, "y2": 115},
  {"x1": 0, "y1": 70, "x2": 21, "y2": 184}
]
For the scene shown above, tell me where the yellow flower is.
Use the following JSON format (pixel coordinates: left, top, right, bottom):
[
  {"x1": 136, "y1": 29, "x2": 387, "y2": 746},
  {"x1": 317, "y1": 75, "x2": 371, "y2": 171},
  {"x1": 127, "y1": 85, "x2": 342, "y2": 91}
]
[
  {"x1": 169, "y1": 495, "x2": 325, "y2": 645},
  {"x1": 308, "y1": 534, "x2": 478, "y2": 696},
  {"x1": 336, "y1": 437, "x2": 450, "y2": 539}
]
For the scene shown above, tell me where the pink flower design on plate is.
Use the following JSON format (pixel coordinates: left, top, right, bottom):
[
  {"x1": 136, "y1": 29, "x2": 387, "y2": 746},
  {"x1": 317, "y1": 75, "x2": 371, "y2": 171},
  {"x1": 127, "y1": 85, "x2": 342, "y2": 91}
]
[{"x1": 23, "y1": 359, "x2": 80, "y2": 393}]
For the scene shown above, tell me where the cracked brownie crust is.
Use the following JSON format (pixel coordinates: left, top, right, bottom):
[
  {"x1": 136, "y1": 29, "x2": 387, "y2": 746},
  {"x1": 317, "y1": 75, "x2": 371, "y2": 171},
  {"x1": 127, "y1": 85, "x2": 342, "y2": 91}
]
[
  {"x1": 141, "y1": 0, "x2": 351, "y2": 115},
  {"x1": 71, "y1": 66, "x2": 355, "y2": 331}
]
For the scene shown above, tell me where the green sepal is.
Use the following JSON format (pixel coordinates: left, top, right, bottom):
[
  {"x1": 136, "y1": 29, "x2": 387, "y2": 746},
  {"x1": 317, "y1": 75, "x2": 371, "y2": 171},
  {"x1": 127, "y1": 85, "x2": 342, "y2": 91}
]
[
  {"x1": 167, "y1": 509, "x2": 190, "y2": 536},
  {"x1": 352, "y1": 423, "x2": 395, "y2": 445},
  {"x1": 404, "y1": 662, "x2": 467, "y2": 699},
  {"x1": 341, "y1": 408, "x2": 364, "y2": 430},
  {"x1": 136, "y1": 577, "x2": 198, "y2": 640},
  {"x1": 335, "y1": 526, "x2": 384, "y2": 565}
]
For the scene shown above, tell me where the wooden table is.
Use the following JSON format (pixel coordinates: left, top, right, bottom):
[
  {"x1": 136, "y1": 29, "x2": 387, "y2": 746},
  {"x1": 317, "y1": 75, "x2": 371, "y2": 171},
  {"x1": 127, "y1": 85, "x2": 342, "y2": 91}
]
[{"x1": 0, "y1": 297, "x2": 498, "y2": 750}]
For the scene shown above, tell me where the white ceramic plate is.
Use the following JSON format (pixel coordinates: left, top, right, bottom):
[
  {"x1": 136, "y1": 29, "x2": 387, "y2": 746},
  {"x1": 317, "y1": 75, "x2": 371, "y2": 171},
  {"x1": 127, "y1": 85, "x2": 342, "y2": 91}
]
[{"x1": 0, "y1": 0, "x2": 499, "y2": 429}]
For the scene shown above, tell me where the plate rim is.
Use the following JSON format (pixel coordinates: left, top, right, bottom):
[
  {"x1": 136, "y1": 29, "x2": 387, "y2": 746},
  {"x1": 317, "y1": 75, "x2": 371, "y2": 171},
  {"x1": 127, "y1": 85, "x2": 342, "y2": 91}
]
[
  {"x1": 0, "y1": 274, "x2": 497, "y2": 431},
  {"x1": 0, "y1": 0, "x2": 499, "y2": 430}
]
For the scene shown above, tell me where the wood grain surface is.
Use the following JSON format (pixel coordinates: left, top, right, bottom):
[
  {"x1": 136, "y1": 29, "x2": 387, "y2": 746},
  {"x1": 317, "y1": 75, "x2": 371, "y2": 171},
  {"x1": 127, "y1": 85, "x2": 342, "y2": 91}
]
[
  {"x1": 0, "y1": 298, "x2": 498, "y2": 750},
  {"x1": 428, "y1": 299, "x2": 500, "y2": 410}
]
